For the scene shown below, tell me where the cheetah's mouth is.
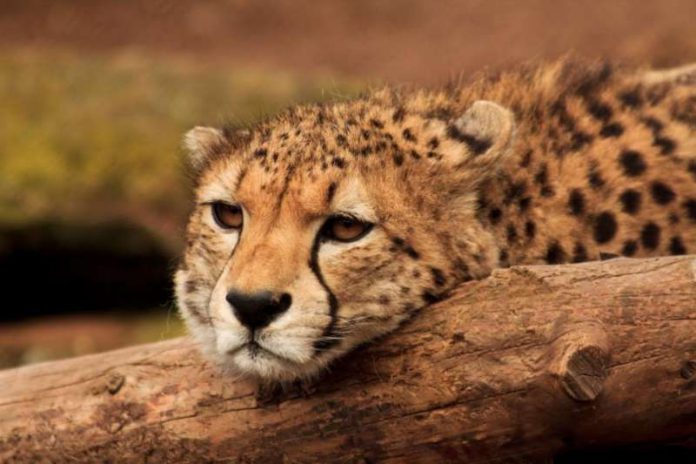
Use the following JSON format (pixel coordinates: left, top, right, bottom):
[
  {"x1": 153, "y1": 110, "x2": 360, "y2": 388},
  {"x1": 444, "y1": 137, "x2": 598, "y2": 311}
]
[{"x1": 229, "y1": 340, "x2": 302, "y2": 366}]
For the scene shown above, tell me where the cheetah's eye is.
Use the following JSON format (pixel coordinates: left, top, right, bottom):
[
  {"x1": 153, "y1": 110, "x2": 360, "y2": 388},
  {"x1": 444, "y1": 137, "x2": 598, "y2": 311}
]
[
  {"x1": 321, "y1": 215, "x2": 373, "y2": 243},
  {"x1": 211, "y1": 202, "x2": 243, "y2": 230}
]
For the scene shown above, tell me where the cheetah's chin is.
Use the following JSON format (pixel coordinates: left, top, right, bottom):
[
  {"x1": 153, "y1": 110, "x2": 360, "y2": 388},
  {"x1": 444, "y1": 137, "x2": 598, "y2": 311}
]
[
  {"x1": 227, "y1": 348, "x2": 324, "y2": 381},
  {"x1": 216, "y1": 336, "x2": 328, "y2": 381}
]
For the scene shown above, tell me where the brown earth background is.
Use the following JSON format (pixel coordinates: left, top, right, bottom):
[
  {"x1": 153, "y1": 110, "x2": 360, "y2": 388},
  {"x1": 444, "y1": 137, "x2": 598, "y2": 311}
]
[{"x1": 3, "y1": 0, "x2": 696, "y2": 84}]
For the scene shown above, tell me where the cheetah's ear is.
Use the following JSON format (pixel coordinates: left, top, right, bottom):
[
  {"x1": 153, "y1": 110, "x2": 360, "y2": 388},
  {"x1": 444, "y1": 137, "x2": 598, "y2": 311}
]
[
  {"x1": 449, "y1": 100, "x2": 516, "y2": 173},
  {"x1": 183, "y1": 126, "x2": 229, "y2": 170}
]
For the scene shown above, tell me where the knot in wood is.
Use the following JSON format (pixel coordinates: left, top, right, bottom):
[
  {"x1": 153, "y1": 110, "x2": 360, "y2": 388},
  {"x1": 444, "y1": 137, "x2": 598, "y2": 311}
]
[
  {"x1": 560, "y1": 344, "x2": 608, "y2": 401},
  {"x1": 106, "y1": 373, "x2": 126, "y2": 395},
  {"x1": 547, "y1": 321, "x2": 610, "y2": 402}
]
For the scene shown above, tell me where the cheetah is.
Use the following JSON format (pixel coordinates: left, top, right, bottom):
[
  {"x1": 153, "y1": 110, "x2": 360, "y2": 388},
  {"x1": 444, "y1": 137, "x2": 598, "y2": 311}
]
[{"x1": 175, "y1": 59, "x2": 696, "y2": 382}]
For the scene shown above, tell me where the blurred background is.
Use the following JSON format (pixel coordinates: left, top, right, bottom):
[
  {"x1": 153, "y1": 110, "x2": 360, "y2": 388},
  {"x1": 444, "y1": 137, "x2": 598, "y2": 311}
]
[{"x1": 1, "y1": 0, "x2": 695, "y2": 369}]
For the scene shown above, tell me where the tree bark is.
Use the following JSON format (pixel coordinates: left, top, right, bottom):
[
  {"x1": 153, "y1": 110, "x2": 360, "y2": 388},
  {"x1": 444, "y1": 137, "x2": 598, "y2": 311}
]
[{"x1": 1, "y1": 256, "x2": 695, "y2": 463}]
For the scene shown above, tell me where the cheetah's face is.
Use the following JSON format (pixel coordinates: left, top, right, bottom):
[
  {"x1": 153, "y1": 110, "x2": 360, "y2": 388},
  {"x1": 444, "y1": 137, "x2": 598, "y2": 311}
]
[{"x1": 175, "y1": 99, "x2": 516, "y2": 381}]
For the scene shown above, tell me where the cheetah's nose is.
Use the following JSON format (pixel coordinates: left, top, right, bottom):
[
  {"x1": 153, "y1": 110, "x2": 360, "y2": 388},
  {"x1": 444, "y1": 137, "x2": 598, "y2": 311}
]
[{"x1": 226, "y1": 290, "x2": 292, "y2": 331}]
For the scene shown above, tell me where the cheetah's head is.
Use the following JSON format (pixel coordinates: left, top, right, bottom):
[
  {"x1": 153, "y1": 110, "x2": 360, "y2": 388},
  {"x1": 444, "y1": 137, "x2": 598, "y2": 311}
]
[{"x1": 175, "y1": 94, "x2": 516, "y2": 382}]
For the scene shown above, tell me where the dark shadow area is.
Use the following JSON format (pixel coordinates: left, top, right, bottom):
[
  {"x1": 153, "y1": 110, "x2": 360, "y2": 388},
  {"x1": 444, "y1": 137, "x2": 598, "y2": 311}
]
[
  {"x1": 555, "y1": 444, "x2": 695, "y2": 463},
  {"x1": 0, "y1": 220, "x2": 175, "y2": 321}
]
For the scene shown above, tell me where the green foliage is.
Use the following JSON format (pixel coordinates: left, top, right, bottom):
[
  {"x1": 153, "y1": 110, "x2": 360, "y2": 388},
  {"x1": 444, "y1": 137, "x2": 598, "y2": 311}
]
[{"x1": 0, "y1": 51, "x2": 361, "y2": 237}]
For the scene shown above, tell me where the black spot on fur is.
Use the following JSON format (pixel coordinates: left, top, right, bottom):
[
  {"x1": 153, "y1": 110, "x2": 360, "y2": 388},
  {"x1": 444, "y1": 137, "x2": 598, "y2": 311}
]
[
  {"x1": 669, "y1": 212, "x2": 680, "y2": 224},
  {"x1": 669, "y1": 236, "x2": 687, "y2": 255},
  {"x1": 570, "y1": 131, "x2": 594, "y2": 151},
  {"x1": 392, "y1": 107, "x2": 405, "y2": 122},
  {"x1": 403, "y1": 303, "x2": 417, "y2": 313},
  {"x1": 600, "y1": 122, "x2": 624, "y2": 138},
  {"x1": 506, "y1": 224, "x2": 518, "y2": 243},
  {"x1": 671, "y1": 95, "x2": 696, "y2": 127},
  {"x1": 499, "y1": 249, "x2": 509, "y2": 267},
  {"x1": 641, "y1": 222, "x2": 661, "y2": 250},
  {"x1": 519, "y1": 197, "x2": 532, "y2": 211},
  {"x1": 546, "y1": 242, "x2": 565, "y2": 264},
  {"x1": 572, "y1": 243, "x2": 588, "y2": 263},
  {"x1": 428, "y1": 137, "x2": 440, "y2": 149},
  {"x1": 619, "y1": 189, "x2": 642, "y2": 215},
  {"x1": 402, "y1": 128, "x2": 416, "y2": 142},
  {"x1": 642, "y1": 116, "x2": 664, "y2": 133},
  {"x1": 336, "y1": 134, "x2": 347, "y2": 147},
  {"x1": 688, "y1": 161, "x2": 696, "y2": 181},
  {"x1": 504, "y1": 181, "x2": 527, "y2": 205},
  {"x1": 534, "y1": 164, "x2": 548, "y2": 185},
  {"x1": 619, "y1": 150, "x2": 647, "y2": 177},
  {"x1": 422, "y1": 291, "x2": 442, "y2": 304},
  {"x1": 426, "y1": 107, "x2": 455, "y2": 120},
  {"x1": 650, "y1": 181, "x2": 675, "y2": 205},
  {"x1": 568, "y1": 189, "x2": 585, "y2": 215},
  {"x1": 430, "y1": 267, "x2": 447, "y2": 287},
  {"x1": 588, "y1": 163, "x2": 605, "y2": 189},
  {"x1": 393, "y1": 153, "x2": 404, "y2": 166},
  {"x1": 454, "y1": 259, "x2": 471, "y2": 281},
  {"x1": 618, "y1": 88, "x2": 643, "y2": 108},
  {"x1": 254, "y1": 148, "x2": 268, "y2": 158},
  {"x1": 370, "y1": 118, "x2": 384, "y2": 129},
  {"x1": 405, "y1": 246, "x2": 420, "y2": 259},
  {"x1": 573, "y1": 62, "x2": 612, "y2": 96},
  {"x1": 446, "y1": 125, "x2": 492, "y2": 156},
  {"x1": 326, "y1": 182, "x2": 337, "y2": 204},
  {"x1": 410, "y1": 149, "x2": 421, "y2": 160},
  {"x1": 332, "y1": 157, "x2": 346, "y2": 168},
  {"x1": 641, "y1": 116, "x2": 665, "y2": 136},
  {"x1": 622, "y1": 240, "x2": 638, "y2": 256},
  {"x1": 594, "y1": 212, "x2": 618, "y2": 243},
  {"x1": 683, "y1": 199, "x2": 696, "y2": 221},
  {"x1": 550, "y1": 100, "x2": 576, "y2": 132},
  {"x1": 184, "y1": 280, "x2": 198, "y2": 293},
  {"x1": 477, "y1": 195, "x2": 488, "y2": 211},
  {"x1": 540, "y1": 186, "x2": 555, "y2": 197},
  {"x1": 587, "y1": 100, "x2": 613, "y2": 122},
  {"x1": 653, "y1": 136, "x2": 676, "y2": 155},
  {"x1": 391, "y1": 237, "x2": 405, "y2": 247},
  {"x1": 488, "y1": 208, "x2": 502, "y2": 225},
  {"x1": 525, "y1": 220, "x2": 536, "y2": 239},
  {"x1": 520, "y1": 149, "x2": 533, "y2": 168},
  {"x1": 599, "y1": 252, "x2": 620, "y2": 260},
  {"x1": 391, "y1": 237, "x2": 421, "y2": 259}
]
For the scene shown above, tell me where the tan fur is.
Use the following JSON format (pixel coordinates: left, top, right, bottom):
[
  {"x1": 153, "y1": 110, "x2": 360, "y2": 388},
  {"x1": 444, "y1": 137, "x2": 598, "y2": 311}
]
[{"x1": 176, "y1": 59, "x2": 696, "y2": 382}]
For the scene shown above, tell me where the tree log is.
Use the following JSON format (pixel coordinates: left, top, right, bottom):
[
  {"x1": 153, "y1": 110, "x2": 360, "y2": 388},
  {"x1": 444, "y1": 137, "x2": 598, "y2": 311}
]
[{"x1": 1, "y1": 256, "x2": 695, "y2": 463}]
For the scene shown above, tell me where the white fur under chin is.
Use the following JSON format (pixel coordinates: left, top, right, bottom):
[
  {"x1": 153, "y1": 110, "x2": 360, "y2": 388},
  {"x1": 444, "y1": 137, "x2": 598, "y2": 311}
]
[
  {"x1": 211, "y1": 328, "x2": 335, "y2": 382},
  {"x1": 221, "y1": 344, "x2": 337, "y2": 383}
]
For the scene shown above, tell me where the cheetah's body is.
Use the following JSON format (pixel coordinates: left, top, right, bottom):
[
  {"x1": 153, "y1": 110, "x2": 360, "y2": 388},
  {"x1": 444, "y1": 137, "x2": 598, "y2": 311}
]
[
  {"x1": 457, "y1": 61, "x2": 696, "y2": 265},
  {"x1": 176, "y1": 60, "x2": 696, "y2": 381}
]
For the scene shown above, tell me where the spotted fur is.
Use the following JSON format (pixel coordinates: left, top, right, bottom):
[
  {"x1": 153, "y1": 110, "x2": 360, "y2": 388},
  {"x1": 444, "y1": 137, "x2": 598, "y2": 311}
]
[{"x1": 176, "y1": 59, "x2": 696, "y2": 381}]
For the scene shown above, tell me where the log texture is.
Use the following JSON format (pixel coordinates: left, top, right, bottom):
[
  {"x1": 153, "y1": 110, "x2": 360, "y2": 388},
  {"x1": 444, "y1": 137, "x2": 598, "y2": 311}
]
[{"x1": 1, "y1": 256, "x2": 695, "y2": 463}]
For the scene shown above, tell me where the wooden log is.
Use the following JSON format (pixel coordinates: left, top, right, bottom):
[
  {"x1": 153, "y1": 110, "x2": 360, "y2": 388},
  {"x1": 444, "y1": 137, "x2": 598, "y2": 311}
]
[{"x1": 1, "y1": 256, "x2": 695, "y2": 463}]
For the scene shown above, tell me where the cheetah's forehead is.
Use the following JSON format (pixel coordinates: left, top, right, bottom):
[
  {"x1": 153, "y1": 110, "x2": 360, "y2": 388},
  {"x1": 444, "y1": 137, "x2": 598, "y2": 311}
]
[{"x1": 198, "y1": 148, "x2": 377, "y2": 224}]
